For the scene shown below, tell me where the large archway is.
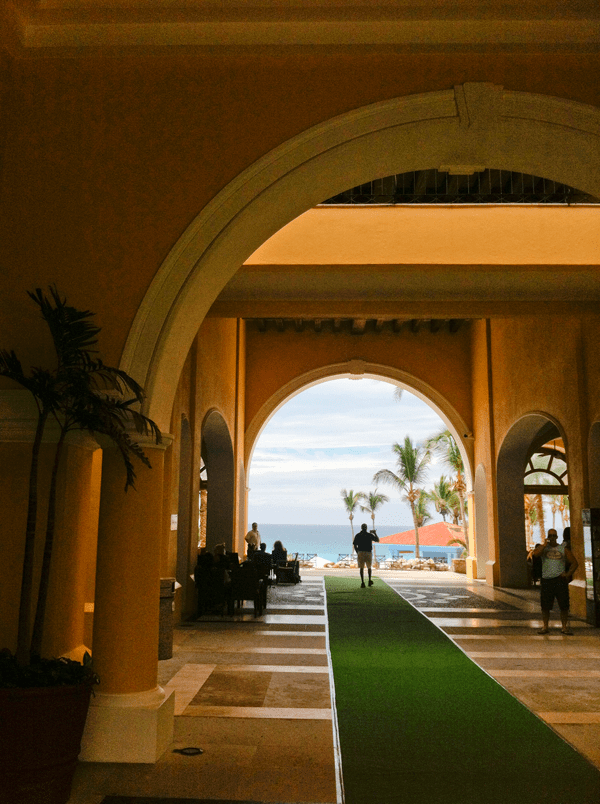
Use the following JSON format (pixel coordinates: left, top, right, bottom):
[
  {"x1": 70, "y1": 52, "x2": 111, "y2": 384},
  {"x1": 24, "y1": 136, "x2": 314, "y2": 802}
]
[
  {"x1": 119, "y1": 85, "x2": 600, "y2": 430},
  {"x1": 496, "y1": 414, "x2": 567, "y2": 588}
]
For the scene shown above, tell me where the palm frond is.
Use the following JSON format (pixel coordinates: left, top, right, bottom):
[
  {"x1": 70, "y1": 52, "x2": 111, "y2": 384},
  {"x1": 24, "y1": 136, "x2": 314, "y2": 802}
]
[{"x1": 28, "y1": 286, "x2": 100, "y2": 367}]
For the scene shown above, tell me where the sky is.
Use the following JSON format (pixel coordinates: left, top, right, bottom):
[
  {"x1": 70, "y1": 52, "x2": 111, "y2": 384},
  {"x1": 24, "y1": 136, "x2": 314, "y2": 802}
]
[{"x1": 247, "y1": 378, "x2": 450, "y2": 527}]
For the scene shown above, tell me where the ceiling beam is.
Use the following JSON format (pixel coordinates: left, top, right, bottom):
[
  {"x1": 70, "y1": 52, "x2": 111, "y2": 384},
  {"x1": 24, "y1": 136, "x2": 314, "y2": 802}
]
[{"x1": 351, "y1": 319, "x2": 367, "y2": 334}]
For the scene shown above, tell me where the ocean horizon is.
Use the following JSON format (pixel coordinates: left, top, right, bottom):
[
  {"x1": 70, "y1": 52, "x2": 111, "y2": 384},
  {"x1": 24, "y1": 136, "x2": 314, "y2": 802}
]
[{"x1": 253, "y1": 523, "x2": 461, "y2": 563}]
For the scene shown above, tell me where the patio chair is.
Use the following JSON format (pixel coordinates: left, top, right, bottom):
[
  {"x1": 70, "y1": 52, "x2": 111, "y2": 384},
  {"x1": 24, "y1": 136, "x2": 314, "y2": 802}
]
[
  {"x1": 229, "y1": 563, "x2": 264, "y2": 616},
  {"x1": 274, "y1": 553, "x2": 300, "y2": 584}
]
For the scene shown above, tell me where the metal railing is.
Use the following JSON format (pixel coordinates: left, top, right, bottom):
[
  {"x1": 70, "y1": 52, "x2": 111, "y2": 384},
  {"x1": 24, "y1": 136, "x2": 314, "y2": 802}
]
[{"x1": 321, "y1": 169, "x2": 598, "y2": 206}]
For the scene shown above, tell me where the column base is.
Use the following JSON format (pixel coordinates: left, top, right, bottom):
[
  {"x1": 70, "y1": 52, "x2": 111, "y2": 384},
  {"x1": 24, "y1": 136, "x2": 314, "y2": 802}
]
[
  {"x1": 80, "y1": 686, "x2": 174, "y2": 763},
  {"x1": 466, "y1": 556, "x2": 477, "y2": 580}
]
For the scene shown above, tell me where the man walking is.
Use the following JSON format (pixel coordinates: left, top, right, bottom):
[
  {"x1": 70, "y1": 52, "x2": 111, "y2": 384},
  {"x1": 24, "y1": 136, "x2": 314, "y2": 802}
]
[
  {"x1": 353, "y1": 523, "x2": 379, "y2": 588},
  {"x1": 532, "y1": 528, "x2": 578, "y2": 634}
]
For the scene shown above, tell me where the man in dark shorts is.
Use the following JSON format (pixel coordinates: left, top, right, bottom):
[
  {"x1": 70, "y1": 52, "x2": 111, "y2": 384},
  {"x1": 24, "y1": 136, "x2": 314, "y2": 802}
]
[
  {"x1": 353, "y1": 523, "x2": 379, "y2": 588},
  {"x1": 532, "y1": 528, "x2": 578, "y2": 634}
]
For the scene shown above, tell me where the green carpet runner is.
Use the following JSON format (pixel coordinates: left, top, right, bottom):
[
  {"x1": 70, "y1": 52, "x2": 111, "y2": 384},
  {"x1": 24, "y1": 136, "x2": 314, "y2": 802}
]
[{"x1": 325, "y1": 576, "x2": 600, "y2": 804}]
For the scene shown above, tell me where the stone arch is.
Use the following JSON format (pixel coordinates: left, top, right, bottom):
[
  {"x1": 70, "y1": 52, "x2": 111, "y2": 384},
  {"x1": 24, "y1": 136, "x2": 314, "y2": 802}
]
[
  {"x1": 473, "y1": 463, "x2": 489, "y2": 580},
  {"x1": 201, "y1": 410, "x2": 235, "y2": 552},
  {"x1": 496, "y1": 413, "x2": 567, "y2": 588},
  {"x1": 244, "y1": 360, "x2": 474, "y2": 490},
  {"x1": 119, "y1": 85, "x2": 600, "y2": 430}
]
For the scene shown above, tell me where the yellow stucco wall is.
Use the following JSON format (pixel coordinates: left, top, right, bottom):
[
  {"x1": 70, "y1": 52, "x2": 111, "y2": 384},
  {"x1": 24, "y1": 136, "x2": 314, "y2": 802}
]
[
  {"x1": 0, "y1": 53, "x2": 598, "y2": 373},
  {"x1": 244, "y1": 323, "x2": 473, "y2": 453}
]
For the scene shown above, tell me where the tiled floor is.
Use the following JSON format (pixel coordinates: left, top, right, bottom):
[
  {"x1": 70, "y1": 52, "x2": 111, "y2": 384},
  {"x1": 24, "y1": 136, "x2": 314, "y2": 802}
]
[
  {"x1": 69, "y1": 577, "x2": 338, "y2": 804},
  {"x1": 69, "y1": 571, "x2": 600, "y2": 803}
]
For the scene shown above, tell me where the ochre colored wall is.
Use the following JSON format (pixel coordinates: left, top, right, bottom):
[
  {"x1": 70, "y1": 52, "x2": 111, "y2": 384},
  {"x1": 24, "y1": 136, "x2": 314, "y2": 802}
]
[
  {"x1": 486, "y1": 315, "x2": 597, "y2": 613},
  {"x1": 0, "y1": 53, "x2": 598, "y2": 371},
  {"x1": 244, "y1": 324, "x2": 473, "y2": 450},
  {"x1": 164, "y1": 318, "x2": 245, "y2": 618}
]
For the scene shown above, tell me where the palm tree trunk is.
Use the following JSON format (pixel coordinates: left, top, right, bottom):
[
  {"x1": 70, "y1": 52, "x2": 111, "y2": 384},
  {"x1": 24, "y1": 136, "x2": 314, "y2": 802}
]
[
  {"x1": 535, "y1": 494, "x2": 546, "y2": 541},
  {"x1": 371, "y1": 513, "x2": 376, "y2": 564},
  {"x1": 31, "y1": 430, "x2": 66, "y2": 657},
  {"x1": 349, "y1": 513, "x2": 355, "y2": 555},
  {"x1": 409, "y1": 500, "x2": 420, "y2": 558},
  {"x1": 16, "y1": 409, "x2": 48, "y2": 665}
]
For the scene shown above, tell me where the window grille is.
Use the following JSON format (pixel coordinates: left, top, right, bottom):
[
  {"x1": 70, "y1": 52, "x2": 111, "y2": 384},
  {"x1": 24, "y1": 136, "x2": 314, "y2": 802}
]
[{"x1": 321, "y1": 169, "x2": 598, "y2": 206}]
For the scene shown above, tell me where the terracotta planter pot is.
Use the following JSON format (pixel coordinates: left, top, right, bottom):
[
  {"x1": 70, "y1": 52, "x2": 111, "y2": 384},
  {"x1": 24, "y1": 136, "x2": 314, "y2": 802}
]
[
  {"x1": 452, "y1": 558, "x2": 467, "y2": 574},
  {"x1": 0, "y1": 683, "x2": 92, "y2": 803}
]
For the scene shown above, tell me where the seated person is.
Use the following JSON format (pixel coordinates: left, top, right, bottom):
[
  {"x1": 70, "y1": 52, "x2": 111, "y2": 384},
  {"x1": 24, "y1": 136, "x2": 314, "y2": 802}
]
[
  {"x1": 271, "y1": 540, "x2": 287, "y2": 565},
  {"x1": 251, "y1": 543, "x2": 273, "y2": 578},
  {"x1": 214, "y1": 543, "x2": 231, "y2": 568}
]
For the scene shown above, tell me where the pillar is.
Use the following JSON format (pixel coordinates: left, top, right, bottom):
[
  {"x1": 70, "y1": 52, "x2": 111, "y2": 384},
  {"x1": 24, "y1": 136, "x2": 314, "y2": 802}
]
[
  {"x1": 80, "y1": 435, "x2": 175, "y2": 764},
  {"x1": 465, "y1": 492, "x2": 477, "y2": 580}
]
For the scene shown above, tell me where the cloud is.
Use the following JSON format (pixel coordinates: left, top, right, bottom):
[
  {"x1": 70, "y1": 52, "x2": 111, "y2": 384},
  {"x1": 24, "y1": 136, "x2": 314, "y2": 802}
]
[{"x1": 248, "y1": 379, "x2": 447, "y2": 525}]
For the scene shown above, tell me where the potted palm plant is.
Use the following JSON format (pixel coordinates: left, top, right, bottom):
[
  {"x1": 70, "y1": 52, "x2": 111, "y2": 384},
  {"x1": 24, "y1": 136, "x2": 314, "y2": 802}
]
[{"x1": 0, "y1": 286, "x2": 161, "y2": 804}]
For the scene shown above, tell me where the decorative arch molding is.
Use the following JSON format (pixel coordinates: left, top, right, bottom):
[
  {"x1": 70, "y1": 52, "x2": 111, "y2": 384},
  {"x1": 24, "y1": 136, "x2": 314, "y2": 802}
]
[
  {"x1": 120, "y1": 84, "x2": 600, "y2": 429},
  {"x1": 244, "y1": 360, "x2": 474, "y2": 489},
  {"x1": 496, "y1": 411, "x2": 567, "y2": 587}
]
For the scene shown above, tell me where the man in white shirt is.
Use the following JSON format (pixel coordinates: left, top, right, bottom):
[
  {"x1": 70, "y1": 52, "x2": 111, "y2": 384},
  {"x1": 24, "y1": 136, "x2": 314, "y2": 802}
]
[
  {"x1": 532, "y1": 528, "x2": 578, "y2": 634},
  {"x1": 245, "y1": 522, "x2": 261, "y2": 555}
]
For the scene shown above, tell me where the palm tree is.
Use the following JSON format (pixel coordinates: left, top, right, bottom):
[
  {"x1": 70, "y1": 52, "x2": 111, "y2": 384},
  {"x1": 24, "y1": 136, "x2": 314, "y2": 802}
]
[
  {"x1": 341, "y1": 489, "x2": 362, "y2": 555},
  {"x1": 427, "y1": 475, "x2": 457, "y2": 522},
  {"x1": 524, "y1": 494, "x2": 538, "y2": 550},
  {"x1": 425, "y1": 429, "x2": 468, "y2": 549},
  {"x1": 358, "y1": 488, "x2": 390, "y2": 531},
  {"x1": 358, "y1": 488, "x2": 389, "y2": 566},
  {"x1": 558, "y1": 494, "x2": 570, "y2": 527},
  {"x1": 373, "y1": 436, "x2": 430, "y2": 558},
  {"x1": 413, "y1": 491, "x2": 432, "y2": 530},
  {"x1": 0, "y1": 287, "x2": 161, "y2": 664}
]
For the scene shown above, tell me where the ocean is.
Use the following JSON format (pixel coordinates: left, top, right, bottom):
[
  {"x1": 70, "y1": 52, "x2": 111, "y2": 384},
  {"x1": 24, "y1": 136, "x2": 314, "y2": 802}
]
[{"x1": 254, "y1": 523, "x2": 461, "y2": 564}]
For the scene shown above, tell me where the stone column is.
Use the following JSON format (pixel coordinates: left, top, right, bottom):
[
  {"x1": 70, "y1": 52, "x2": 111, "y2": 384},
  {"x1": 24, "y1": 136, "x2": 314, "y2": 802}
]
[
  {"x1": 465, "y1": 491, "x2": 478, "y2": 580},
  {"x1": 80, "y1": 435, "x2": 175, "y2": 764}
]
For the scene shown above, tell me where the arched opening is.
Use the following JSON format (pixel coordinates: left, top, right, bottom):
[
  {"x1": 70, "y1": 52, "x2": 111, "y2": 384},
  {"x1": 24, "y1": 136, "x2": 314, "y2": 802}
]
[
  {"x1": 247, "y1": 374, "x2": 470, "y2": 566},
  {"x1": 201, "y1": 410, "x2": 235, "y2": 553},
  {"x1": 473, "y1": 464, "x2": 489, "y2": 580},
  {"x1": 496, "y1": 415, "x2": 567, "y2": 588}
]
